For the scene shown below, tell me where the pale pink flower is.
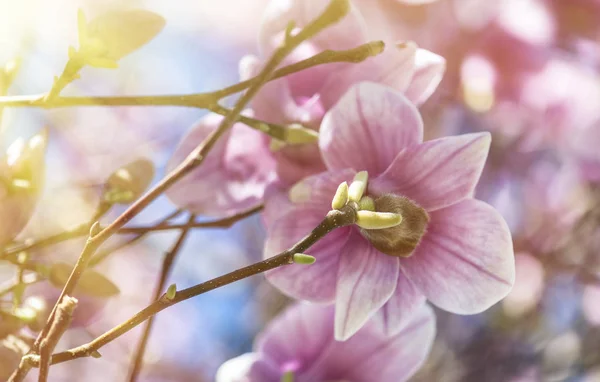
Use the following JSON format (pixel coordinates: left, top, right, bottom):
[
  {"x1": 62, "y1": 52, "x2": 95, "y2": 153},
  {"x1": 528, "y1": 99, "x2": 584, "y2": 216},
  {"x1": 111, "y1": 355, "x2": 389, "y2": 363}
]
[
  {"x1": 216, "y1": 302, "x2": 435, "y2": 382},
  {"x1": 265, "y1": 82, "x2": 514, "y2": 340}
]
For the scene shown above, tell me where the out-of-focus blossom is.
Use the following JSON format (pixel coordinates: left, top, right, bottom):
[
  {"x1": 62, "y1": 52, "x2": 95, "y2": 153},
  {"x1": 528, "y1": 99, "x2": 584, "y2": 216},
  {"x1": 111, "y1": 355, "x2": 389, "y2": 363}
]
[
  {"x1": 166, "y1": 113, "x2": 277, "y2": 217},
  {"x1": 166, "y1": 0, "x2": 446, "y2": 217},
  {"x1": 582, "y1": 284, "x2": 600, "y2": 326},
  {"x1": 502, "y1": 253, "x2": 545, "y2": 318},
  {"x1": 265, "y1": 83, "x2": 514, "y2": 340},
  {"x1": 0, "y1": 129, "x2": 48, "y2": 246},
  {"x1": 215, "y1": 302, "x2": 435, "y2": 382}
]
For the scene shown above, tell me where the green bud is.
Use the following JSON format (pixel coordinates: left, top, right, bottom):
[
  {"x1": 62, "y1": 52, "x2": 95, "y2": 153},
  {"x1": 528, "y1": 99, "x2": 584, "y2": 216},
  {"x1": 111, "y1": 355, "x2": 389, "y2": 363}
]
[
  {"x1": 165, "y1": 284, "x2": 177, "y2": 300},
  {"x1": 293, "y1": 253, "x2": 316, "y2": 265},
  {"x1": 331, "y1": 181, "x2": 348, "y2": 210},
  {"x1": 280, "y1": 371, "x2": 295, "y2": 382},
  {"x1": 285, "y1": 124, "x2": 319, "y2": 145},
  {"x1": 105, "y1": 158, "x2": 155, "y2": 204},
  {"x1": 90, "y1": 350, "x2": 102, "y2": 359}
]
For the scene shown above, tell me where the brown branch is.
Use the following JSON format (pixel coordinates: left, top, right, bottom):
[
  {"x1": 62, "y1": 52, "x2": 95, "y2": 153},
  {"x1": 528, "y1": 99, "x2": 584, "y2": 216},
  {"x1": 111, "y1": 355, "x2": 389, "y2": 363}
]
[
  {"x1": 126, "y1": 214, "x2": 196, "y2": 381},
  {"x1": 44, "y1": 206, "x2": 357, "y2": 366},
  {"x1": 0, "y1": 40, "x2": 383, "y2": 110},
  {"x1": 37, "y1": 296, "x2": 77, "y2": 382}
]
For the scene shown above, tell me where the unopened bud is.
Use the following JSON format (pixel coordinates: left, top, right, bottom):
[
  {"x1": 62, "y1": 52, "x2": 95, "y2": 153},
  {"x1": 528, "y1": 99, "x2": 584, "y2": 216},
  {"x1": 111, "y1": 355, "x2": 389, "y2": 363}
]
[
  {"x1": 285, "y1": 124, "x2": 319, "y2": 145},
  {"x1": 331, "y1": 182, "x2": 348, "y2": 210},
  {"x1": 165, "y1": 284, "x2": 177, "y2": 300},
  {"x1": 356, "y1": 211, "x2": 402, "y2": 229},
  {"x1": 105, "y1": 158, "x2": 155, "y2": 204},
  {"x1": 348, "y1": 171, "x2": 368, "y2": 202},
  {"x1": 90, "y1": 350, "x2": 102, "y2": 359},
  {"x1": 293, "y1": 253, "x2": 316, "y2": 265}
]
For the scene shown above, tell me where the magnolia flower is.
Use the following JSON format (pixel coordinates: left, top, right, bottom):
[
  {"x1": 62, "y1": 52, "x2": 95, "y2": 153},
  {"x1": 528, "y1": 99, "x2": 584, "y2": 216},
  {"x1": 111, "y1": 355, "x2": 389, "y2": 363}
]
[
  {"x1": 0, "y1": 129, "x2": 48, "y2": 246},
  {"x1": 166, "y1": 113, "x2": 277, "y2": 217},
  {"x1": 166, "y1": 0, "x2": 445, "y2": 217},
  {"x1": 216, "y1": 302, "x2": 435, "y2": 382},
  {"x1": 265, "y1": 82, "x2": 515, "y2": 340}
]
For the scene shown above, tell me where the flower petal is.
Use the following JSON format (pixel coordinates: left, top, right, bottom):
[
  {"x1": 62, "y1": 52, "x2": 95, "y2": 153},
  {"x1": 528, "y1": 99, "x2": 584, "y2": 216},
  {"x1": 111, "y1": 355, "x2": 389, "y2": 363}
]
[
  {"x1": 258, "y1": 0, "x2": 368, "y2": 55},
  {"x1": 241, "y1": 55, "x2": 316, "y2": 125},
  {"x1": 344, "y1": 304, "x2": 436, "y2": 382},
  {"x1": 404, "y1": 48, "x2": 446, "y2": 105},
  {"x1": 264, "y1": 170, "x2": 355, "y2": 302},
  {"x1": 370, "y1": 132, "x2": 491, "y2": 211},
  {"x1": 255, "y1": 303, "x2": 334, "y2": 373},
  {"x1": 335, "y1": 231, "x2": 399, "y2": 340},
  {"x1": 166, "y1": 113, "x2": 276, "y2": 217},
  {"x1": 216, "y1": 353, "x2": 279, "y2": 382},
  {"x1": 402, "y1": 199, "x2": 515, "y2": 314},
  {"x1": 373, "y1": 269, "x2": 427, "y2": 336},
  {"x1": 319, "y1": 42, "x2": 418, "y2": 109},
  {"x1": 320, "y1": 82, "x2": 424, "y2": 175}
]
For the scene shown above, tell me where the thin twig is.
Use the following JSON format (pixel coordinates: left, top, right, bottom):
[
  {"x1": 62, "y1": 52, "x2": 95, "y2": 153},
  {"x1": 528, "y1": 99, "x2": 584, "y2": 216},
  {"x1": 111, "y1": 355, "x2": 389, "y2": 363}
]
[
  {"x1": 43, "y1": 205, "x2": 357, "y2": 366},
  {"x1": 0, "y1": 40, "x2": 383, "y2": 110},
  {"x1": 127, "y1": 214, "x2": 196, "y2": 382},
  {"x1": 37, "y1": 296, "x2": 77, "y2": 382}
]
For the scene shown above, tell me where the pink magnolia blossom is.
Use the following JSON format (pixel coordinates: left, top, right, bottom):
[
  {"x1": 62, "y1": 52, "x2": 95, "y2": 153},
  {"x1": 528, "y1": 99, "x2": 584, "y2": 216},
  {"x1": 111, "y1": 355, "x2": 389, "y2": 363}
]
[
  {"x1": 264, "y1": 82, "x2": 514, "y2": 340},
  {"x1": 166, "y1": 113, "x2": 277, "y2": 217},
  {"x1": 216, "y1": 302, "x2": 435, "y2": 382},
  {"x1": 166, "y1": 0, "x2": 445, "y2": 217}
]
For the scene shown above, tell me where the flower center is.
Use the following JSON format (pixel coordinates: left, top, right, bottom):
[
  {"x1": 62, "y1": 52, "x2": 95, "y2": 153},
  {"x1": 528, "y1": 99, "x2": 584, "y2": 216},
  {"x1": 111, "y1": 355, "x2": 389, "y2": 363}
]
[{"x1": 330, "y1": 171, "x2": 430, "y2": 257}]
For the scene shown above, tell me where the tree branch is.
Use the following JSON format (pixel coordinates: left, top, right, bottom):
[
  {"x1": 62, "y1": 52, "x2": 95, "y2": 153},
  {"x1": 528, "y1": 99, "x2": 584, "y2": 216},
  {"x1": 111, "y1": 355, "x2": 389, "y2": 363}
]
[{"x1": 43, "y1": 205, "x2": 357, "y2": 366}]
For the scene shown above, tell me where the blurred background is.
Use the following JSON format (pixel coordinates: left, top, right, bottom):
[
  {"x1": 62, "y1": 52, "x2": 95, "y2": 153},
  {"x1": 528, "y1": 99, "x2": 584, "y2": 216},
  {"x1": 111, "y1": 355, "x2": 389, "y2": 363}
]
[{"x1": 1, "y1": 0, "x2": 600, "y2": 381}]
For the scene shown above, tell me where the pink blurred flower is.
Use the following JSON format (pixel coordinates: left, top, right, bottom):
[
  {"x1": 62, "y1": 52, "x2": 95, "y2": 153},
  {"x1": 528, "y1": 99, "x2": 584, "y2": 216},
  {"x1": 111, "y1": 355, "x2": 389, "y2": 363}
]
[
  {"x1": 265, "y1": 82, "x2": 514, "y2": 340},
  {"x1": 167, "y1": 0, "x2": 446, "y2": 217},
  {"x1": 502, "y1": 253, "x2": 545, "y2": 318},
  {"x1": 166, "y1": 113, "x2": 276, "y2": 217},
  {"x1": 216, "y1": 302, "x2": 435, "y2": 382}
]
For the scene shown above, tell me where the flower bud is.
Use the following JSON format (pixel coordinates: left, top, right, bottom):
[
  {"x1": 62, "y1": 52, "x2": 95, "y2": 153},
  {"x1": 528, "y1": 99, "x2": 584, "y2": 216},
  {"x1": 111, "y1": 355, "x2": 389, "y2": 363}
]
[
  {"x1": 293, "y1": 253, "x2": 316, "y2": 264},
  {"x1": 78, "y1": 9, "x2": 165, "y2": 62},
  {"x1": 360, "y1": 194, "x2": 429, "y2": 258},
  {"x1": 0, "y1": 129, "x2": 48, "y2": 246},
  {"x1": 104, "y1": 158, "x2": 155, "y2": 204}
]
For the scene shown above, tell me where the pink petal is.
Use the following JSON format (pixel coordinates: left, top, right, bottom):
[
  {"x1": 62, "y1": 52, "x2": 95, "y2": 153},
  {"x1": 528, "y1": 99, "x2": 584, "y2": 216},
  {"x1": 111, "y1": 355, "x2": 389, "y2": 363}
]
[
  {"x1": 370, "y1": 132, "x2": 491, "y2": 211},
  {"x1": 335, "y1": 231, "x2": 400, "y2": 340},
  {"x1": 404, "y1": 48, "x2": 446, "y2": 105},
  {"x1": 319, "y1": 42, "x2": 418, "y2": 109},
  {"x1": 373, "y1": 269, "x2": 427, "y2": 336},
  {"x1": 241, "y1": 56, "x2": 315, "y2": 125},
  {"x1": 258, "y1": 0, "x2": 368, "y2": 55},
  {"x1": 402, "y1": 199, "x2": 515, "y2": 314},
  {"x1": 216, "y1": 353, "x2": 279, "y2": 382},
  {"x1": 255, "y1": 303, "x2": 334, "y2": 373},
  {"x1": 320, "y1": 82, "x2": 424, "y2": 176},
  {"x1": 166, "y1": 114, "x2": 276, "y2": 218},
  {"x1": 345, "y1": 305, "x2": 436, "y2": 382},
  {"x1": 264, "y1": 170, "x2": 356, "y2": 303}
]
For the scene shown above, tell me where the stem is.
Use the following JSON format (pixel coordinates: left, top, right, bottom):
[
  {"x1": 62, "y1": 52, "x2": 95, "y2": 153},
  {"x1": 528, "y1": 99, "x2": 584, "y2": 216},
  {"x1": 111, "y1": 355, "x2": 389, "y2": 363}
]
[
  {"x1": 42, "y1": 206, "x2": 357, "y2": 366},
  {"x1": 0, "y1": 40, "x2": 384, "y2": 110},
  {"x1": 126, "y1": 214, "x2": 196, "y2": 382},
  {"x1": 37, "y1": 296, "x2": 77, "y2": 382}
]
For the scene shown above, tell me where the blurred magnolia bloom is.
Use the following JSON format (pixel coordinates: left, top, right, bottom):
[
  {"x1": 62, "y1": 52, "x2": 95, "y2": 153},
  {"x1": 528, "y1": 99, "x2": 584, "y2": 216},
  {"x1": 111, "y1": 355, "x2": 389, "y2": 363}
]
[
  {"x1": 502, "y1": 253, "x2": 545, "y2": 318},
  {"x1": 264, "y1": 83, "x2": 514, "y2": 340},
  {"x1": 216, "y1": 302, "x2": 435, "y2": 382},
  {"x1": 0, "y1": 129, "x2": 48, "y2": 246},
  {"x1": 167, "y1": 0, "x2": 446, "y2": 217}
]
